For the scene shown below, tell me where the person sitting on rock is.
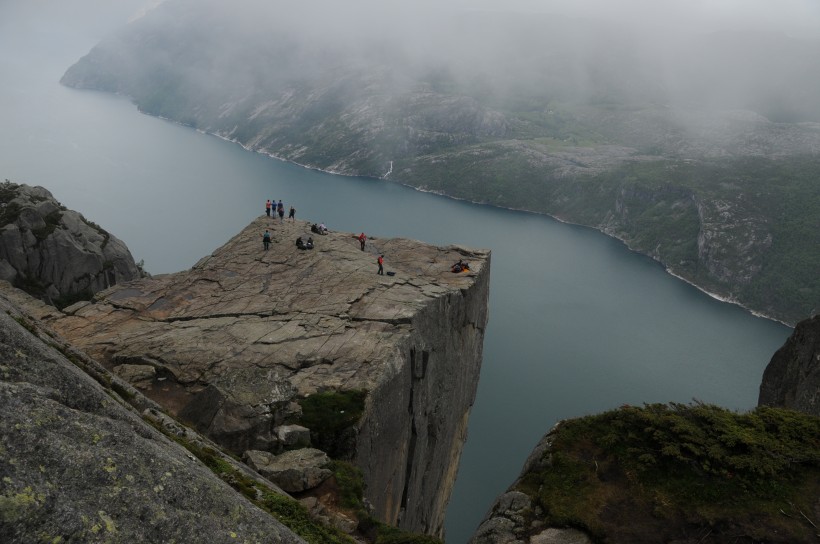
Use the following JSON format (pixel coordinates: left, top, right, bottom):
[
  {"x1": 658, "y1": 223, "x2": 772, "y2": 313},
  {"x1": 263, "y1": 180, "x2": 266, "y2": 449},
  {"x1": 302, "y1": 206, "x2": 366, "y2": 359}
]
[
  {"x1": 296, "y1": 236, "x2": 305, "y2": 249},
  {"x1": 305, "y1": 237, "x2": 314, "y2": 250},
  {"x1": 451, "y1": 259, "x2": 469, "y2": 273},
  {"x1": 311, "y1": 223, "x2": 320, "y2": 234},
  {"x1": 318, "y1": 223, "x2": 328, "y2": 235}
]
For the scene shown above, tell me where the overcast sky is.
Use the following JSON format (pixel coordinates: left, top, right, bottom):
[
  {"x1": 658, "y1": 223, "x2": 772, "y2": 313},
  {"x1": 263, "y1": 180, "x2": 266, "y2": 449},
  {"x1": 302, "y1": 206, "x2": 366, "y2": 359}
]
[{"x1": 448, "y1": 0, "x2": 820, "y2": 37}]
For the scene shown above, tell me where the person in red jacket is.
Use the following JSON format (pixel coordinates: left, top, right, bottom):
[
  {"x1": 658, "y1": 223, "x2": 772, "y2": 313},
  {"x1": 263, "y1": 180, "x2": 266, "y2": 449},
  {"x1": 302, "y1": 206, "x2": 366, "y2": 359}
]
[
  {"x1": 358, "y1": 232, "x2": 367, "y2": 251},
  {"x1": 377, "y1": 254, "x2": 384, "y2": 275}
]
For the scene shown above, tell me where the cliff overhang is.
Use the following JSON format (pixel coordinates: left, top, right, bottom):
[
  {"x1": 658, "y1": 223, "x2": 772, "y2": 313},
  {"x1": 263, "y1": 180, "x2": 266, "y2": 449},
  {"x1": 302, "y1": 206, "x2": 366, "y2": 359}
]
[{"x1": 38, "y1": 216, "x2": 491, "y2": 538}]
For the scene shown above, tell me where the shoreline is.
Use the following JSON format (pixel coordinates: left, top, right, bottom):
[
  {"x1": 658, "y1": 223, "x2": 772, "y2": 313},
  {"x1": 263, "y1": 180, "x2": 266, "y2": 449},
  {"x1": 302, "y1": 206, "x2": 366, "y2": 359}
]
[{"x1": 169, "y1": 113, "x2": 791, "y2": 329}]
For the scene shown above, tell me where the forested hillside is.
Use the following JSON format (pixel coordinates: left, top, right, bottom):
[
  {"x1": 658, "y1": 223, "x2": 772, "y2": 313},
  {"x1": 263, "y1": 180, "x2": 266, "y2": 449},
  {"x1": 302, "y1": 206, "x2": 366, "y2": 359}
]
[{"x1": 61, "y1": 0, "x2": 820, "y2": 323}]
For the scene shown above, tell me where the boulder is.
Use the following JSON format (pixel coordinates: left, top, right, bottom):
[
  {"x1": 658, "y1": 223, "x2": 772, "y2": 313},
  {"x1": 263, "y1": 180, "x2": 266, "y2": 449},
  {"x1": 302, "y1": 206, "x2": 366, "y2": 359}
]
[
  {"x1": 245, "y1": 448, "x2": 332, "y2": 492},
  {"x1": 276, "y1": 424, "x2": 311, "y2": 449},
  {"x1": 113, "y1": 363, "x2": 157, "y2": 388},
  {"x1": 0, "y1": 182, "x2": 143, "y2": 307}
]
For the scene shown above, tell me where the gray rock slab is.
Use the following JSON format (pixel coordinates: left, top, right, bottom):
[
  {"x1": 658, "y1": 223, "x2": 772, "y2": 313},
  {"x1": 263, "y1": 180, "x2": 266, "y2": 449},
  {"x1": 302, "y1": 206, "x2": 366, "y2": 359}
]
[
  {"x1": 38, "y1": 216, "x2": 490, "y2": 538},
  {"x1": 245, "y1": 448, "x2": 331, "y2": 492},
  {"x1": 0, "y1": 297, "x2": 305, "y2": 543}
]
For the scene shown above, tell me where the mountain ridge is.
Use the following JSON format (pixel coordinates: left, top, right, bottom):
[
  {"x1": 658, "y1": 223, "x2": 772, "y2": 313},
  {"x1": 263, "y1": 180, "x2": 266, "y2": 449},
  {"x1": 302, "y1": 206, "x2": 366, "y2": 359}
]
[{"x1": 59, "y1": 0, "x2": 820, "y2": 325}]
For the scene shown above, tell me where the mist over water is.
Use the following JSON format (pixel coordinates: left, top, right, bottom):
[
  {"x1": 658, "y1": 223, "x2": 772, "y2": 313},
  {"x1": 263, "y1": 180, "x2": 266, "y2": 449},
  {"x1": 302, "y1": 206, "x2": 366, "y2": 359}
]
[{"x1": 0, "y1": 2, "x2": 796, "y2": 543}]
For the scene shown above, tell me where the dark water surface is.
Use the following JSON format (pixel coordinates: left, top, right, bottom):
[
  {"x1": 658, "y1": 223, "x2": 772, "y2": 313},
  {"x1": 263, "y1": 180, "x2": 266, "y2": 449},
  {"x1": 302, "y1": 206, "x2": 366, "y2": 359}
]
[{"x1": 0, "y1": 3, "x2": 793, "y2": 543}]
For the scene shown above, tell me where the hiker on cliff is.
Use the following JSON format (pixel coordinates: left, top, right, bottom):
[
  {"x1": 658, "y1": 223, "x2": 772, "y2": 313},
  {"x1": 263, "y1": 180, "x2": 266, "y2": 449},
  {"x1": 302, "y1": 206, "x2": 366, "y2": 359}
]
[
  {"x1": 265, "y1": 199, "x2": 271, "y2": 217},
  {"x1": 262, "y1": 230, "x2": 271, "y2": 250},
  {"x1": 377, "y1": 254, "x2": 384, "y2": 275},
  {"x1": 358, "y1": 232, "x2": 367, "y2": 251},
  {"x1": 277, "y1": 201, "x2": 285, "y2": 222},
  {"x1": 288, "y1": 206, "x2": 295, "y2": 221}
]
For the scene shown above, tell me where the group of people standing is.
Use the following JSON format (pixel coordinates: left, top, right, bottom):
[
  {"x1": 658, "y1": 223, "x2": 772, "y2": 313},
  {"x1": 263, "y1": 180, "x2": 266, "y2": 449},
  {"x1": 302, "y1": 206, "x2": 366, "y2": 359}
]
[
  {"x1": 266, "y1": 199, "x2": 295, "y2": 222},
  {"x1": 262, "y1": 199, "x2": 384, "y2": 274}
]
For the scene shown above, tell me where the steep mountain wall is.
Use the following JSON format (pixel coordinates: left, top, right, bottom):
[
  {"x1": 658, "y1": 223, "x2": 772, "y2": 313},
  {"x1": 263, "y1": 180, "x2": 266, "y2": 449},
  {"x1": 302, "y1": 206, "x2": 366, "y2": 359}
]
[
  {"x1": 759, "y1": 315, "x2": 820, "y2": 415},
  {"x1": 41, "y1": 217, "x2": 491, "y2": 538}
]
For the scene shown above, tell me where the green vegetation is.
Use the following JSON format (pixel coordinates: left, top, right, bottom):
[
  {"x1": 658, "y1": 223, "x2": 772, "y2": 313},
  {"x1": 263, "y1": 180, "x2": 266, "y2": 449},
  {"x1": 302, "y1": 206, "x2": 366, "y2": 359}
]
[
  {"x1": 575, "y1": 156, "x2": 820, "y2": 321},
  {"x1": 60, "y1": 6, "x2": 820, "y2": 325},
  {"x1": 142, "y1": 417, "x2": 440, "y2": 544},
  {"x1": 149, "y1": 425, "x2": 356, "y2": 544},
  {"x1": 80, "y1": 217, "x2": 110, "y2": 249},
  {"x1": 517, "y1": 403, "x2": 820, "y2": 542},
  {"x1": 401, "y1": 150, "x2": 820, "y2": 323},
  {"x1": 0, "y1": 200, "x2": 21, "y2": 226},
  {"x1": 298, "y1": 390, "x2": 367, "y2": 458},
  {"x1": 329, "y1": 461, "x2": 443, "y2": 544},
  {"x1": 31, "y1": 210, "x2": 64, "y2": 241}
]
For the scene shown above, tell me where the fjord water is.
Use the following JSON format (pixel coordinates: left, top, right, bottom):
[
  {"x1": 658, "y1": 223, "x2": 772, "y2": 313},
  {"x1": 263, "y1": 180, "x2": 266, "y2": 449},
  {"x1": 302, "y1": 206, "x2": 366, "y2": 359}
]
[{"x1": 0, "y1": 4, "x2": 793, "y2": 543}]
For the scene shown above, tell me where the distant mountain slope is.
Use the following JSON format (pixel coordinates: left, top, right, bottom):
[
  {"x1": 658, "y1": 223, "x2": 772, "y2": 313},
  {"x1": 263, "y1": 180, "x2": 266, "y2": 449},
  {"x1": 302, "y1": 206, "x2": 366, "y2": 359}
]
[{"x1": 61, "y1": 0, "x2": 820, "y2": 324}]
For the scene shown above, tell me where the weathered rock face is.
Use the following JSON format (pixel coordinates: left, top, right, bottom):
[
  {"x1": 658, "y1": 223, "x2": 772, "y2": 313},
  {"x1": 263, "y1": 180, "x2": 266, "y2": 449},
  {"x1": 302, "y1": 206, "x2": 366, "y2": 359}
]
[
  {"x1": 0, "y1": 182, "x2": 142, "y2": 307},
  {"x1": 759, "y1": 315, "x2": 820, "y2": 415},
  {"x1": 0, "y1": 289, "x2": 305, "y2": 544},
  {"x1": 471, "y1": 402, "x2": 820, "y2": 544},
  {"x1": 469, "y1": 432, "x2": 594, "y2": 544},
  {"x1": 44, "y1": 217, "x2": 491, "y2": 538}
]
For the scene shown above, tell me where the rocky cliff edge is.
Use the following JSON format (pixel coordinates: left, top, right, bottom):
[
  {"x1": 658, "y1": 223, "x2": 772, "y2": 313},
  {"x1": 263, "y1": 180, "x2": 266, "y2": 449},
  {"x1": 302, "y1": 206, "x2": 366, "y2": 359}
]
[
  {"x1": 33, "y1": 216, "x2": 490, "y2": 538},
  {"x1": 759, "y1": 315, "x2": 820, "y2": 416}
]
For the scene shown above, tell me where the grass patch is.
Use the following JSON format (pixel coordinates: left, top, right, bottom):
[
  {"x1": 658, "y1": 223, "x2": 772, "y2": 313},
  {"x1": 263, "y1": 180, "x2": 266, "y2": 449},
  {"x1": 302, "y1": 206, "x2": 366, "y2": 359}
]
[
  {"x1": 144, "y1": 422, "x2": 440, "y2": 544},
  {"x1": 517, "y1": 403, "x2": 820, "y2": 543},
  {"x1": 298, "y1": 390, "x2": 366, "y2": 458},
  {"x1": 329, "y1": 461, "x2": 443, "y2": 544},
  {"x1": 145, "y1": 420, "x2": 356, "y2": 544}
]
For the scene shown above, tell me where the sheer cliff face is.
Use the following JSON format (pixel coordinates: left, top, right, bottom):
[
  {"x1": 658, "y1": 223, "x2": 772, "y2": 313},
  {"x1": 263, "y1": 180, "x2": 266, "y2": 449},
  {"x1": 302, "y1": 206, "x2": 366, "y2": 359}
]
[
  {"x1": 44, "y1": 217, "x2": 490, "y2": 537},
  {"x1": 0, "y1": 182, "x2": 142, "y2": 307},
  {"x1": 356, "y1": 251, "x2": 489, "y2": 535},
  {"x1": 759, "y1": 315, "x2": 820, "y2": 415}
]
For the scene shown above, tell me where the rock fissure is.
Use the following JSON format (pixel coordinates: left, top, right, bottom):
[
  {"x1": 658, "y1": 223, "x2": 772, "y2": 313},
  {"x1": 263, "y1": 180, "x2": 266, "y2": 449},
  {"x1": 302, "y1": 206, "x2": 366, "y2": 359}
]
[
  {"x1": 400, "y1": 362, "x2": 419, "y2": 521},
  {"x1": 349, "y1": 315, "x2": 413, "y2": 326}
]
